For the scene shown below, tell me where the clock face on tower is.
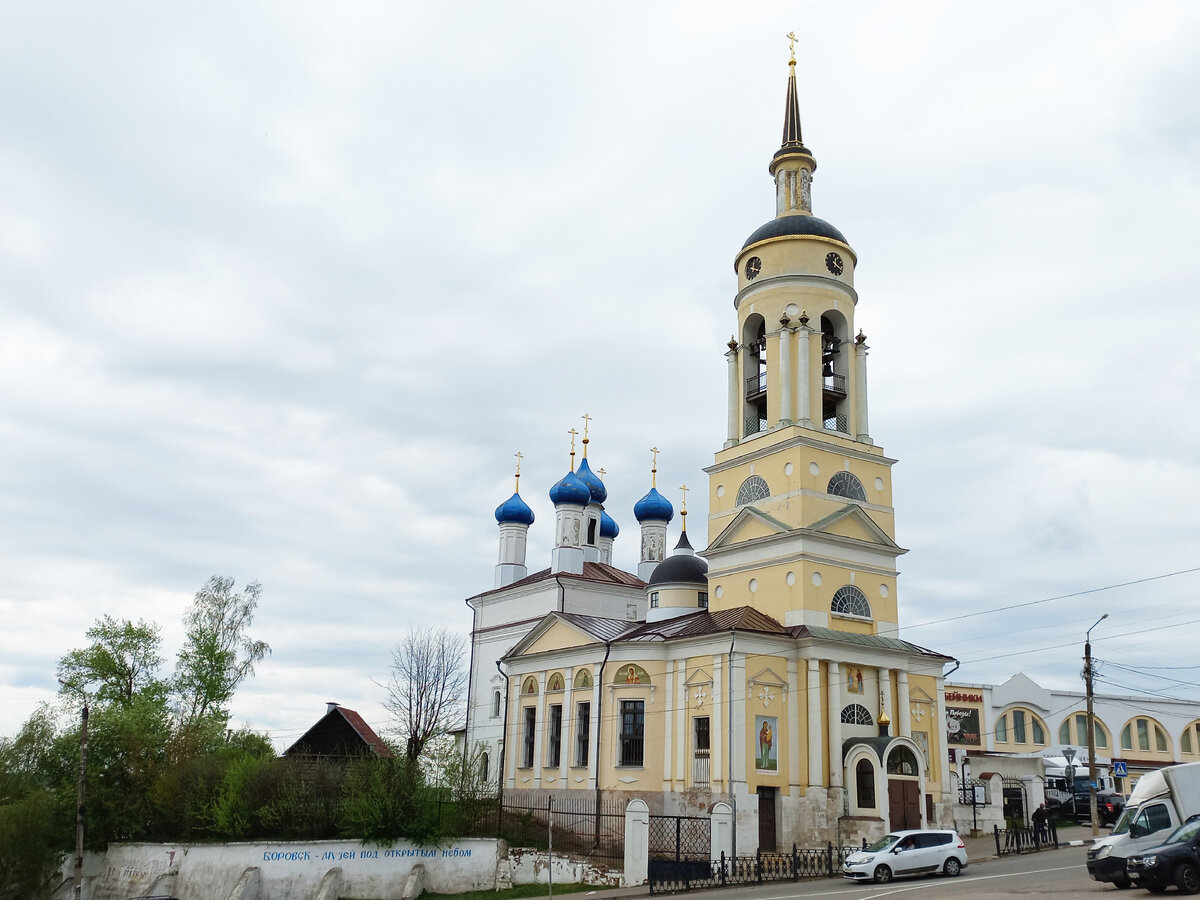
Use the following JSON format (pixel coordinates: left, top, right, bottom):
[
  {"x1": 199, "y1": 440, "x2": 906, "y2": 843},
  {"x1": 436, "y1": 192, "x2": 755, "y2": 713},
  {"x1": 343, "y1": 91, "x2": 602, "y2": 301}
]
[
  {"x1": 745, "y1": 257, "x2": 762, "y2": 280},
  {"x1": 825, "y1": 252, "x2": 844, "y2": 276}
]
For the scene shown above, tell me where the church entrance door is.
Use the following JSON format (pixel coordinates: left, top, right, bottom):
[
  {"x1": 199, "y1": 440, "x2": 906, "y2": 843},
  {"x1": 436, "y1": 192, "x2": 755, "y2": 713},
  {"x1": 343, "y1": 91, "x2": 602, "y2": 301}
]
[
  {"x1": 888, "y1": 779, "x2": 921, "y2": 830},
  {"x1": 757, "y1": 786, "x2": 777, "y2": 851}
]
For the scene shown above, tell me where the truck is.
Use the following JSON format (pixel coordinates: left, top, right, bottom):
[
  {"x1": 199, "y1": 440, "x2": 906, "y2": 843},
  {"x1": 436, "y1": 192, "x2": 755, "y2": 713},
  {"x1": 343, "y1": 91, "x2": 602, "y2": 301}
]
[
  {"x1": 1043, "y1": 755, "x2": 1114, "y2": 812},
  {"x1": 1087, "y1": 761, "x2": 1200, "y2": 889}
]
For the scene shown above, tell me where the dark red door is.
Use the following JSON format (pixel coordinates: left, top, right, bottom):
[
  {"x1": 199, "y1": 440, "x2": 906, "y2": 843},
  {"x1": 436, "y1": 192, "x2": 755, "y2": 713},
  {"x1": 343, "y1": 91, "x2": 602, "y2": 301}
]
[{"x1": 888, "y1": 780, "x2": 921, "y2": 830}]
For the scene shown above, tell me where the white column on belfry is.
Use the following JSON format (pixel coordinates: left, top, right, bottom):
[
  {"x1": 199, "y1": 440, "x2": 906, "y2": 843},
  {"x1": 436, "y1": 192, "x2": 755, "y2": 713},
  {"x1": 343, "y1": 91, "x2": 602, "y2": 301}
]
[
  {"x1": 725, "y1": 339, "x2": 739, "y2": 447},
  {"x1": 796, "y1": 314, "x2": 813, "y2": 426},
  {"x1": 777, "y1": 318, "x2": 792, "y2": 427},
  {"x1": 855, "y1": 333, "x2": 871, "y2": 444}
]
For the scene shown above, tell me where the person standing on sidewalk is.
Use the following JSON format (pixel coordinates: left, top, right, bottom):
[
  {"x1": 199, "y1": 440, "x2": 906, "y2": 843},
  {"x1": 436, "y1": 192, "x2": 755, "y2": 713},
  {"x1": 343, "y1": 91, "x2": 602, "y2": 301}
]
[{"x1": 1032, "y1": 803, "x2": 1048, "y2": 843}]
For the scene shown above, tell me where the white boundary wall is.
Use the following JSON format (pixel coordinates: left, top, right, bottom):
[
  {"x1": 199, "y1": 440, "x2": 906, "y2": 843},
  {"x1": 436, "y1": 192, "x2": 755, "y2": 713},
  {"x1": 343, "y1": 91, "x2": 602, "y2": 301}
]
[{"x1": 82, "y1": 838, "x2": 504, "y2": 900}]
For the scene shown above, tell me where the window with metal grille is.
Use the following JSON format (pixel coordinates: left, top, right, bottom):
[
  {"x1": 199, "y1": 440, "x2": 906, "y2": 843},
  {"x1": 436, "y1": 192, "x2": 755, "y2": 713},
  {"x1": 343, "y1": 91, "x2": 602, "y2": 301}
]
[
  {"x1": 827, "y1": 471, "x2": 866, "y2": 501},
  {"x1": 492, "y1": 690, "x2": 502, "y2": 717},
  {"x1": 619, "y1": 700, "x2": 645, "y2": 766},
  {"x1": 735, "y1": 475, "x2": 770, "y2": 505},
  {"x1": 575, "y1": 701, "x2": 590, "y2": 766},
  {"x1": 693, "y1": 716, "x2": 711, "y2": 785},
  {"x1": 831, "y1": 585, "x2": 871, "y2": 618},
  {"x1": 841, "y1": 704, "x2": 874, "y2": 725},
  {"x1": 547, "y1": 704, "x2": 562, "y2": 767},
  {"x1": 522, "y1": 707, "x2": 536, "y2": 768}
]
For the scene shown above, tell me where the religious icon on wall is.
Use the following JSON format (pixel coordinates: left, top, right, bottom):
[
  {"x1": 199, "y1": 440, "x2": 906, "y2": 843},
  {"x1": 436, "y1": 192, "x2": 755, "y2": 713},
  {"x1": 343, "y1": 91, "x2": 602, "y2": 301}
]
[
  {"x1": 847, "y1": 667, "x2": 864, "y2": 694},
  {"x1": 613, "y1": 664, "x2": 649, "y2": 685},
  {"x1": 547, "y1": 673, "x2": 563, "y2": 691},
  {"x1": 522, "y1": 677, "x2": 538, "y2": 695},
  {"x1": 755, "y1": 715, "x2": 778, "y2": 771},
  {"x1": 575, "y1": 669, "x2": 592, "y2": 689},
  {"x1": 625, "y1": 666, "x2": 640, "y2": 684}
]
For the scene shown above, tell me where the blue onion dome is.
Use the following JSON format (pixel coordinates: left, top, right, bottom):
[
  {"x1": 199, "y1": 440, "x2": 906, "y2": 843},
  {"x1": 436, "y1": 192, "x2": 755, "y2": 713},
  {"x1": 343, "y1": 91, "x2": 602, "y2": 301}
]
[
  {"x1": 495, "y1": 492, "x2": 535, "y2": 526},
  {"x1": 574, "y1": 457, "x2": 607, "y2": 504},
  {"x1": 600, "y1": 510, "x2": 619, "y2": 539},
  {"x1": 549, "y1": 469, "x2": 591, "y2": 506},
  {"x1": 634, "y1": 487, "x2": 674, "y2": 523}
]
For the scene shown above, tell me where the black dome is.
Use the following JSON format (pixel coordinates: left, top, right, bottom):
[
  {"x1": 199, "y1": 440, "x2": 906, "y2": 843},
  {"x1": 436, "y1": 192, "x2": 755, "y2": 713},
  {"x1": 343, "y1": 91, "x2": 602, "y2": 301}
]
[
  {"x1": 742, "y1": 214, "x2": 848, "y2": 250},
  {"x1": 648, "y1": 554, "x2": 709, "y2": 586}
]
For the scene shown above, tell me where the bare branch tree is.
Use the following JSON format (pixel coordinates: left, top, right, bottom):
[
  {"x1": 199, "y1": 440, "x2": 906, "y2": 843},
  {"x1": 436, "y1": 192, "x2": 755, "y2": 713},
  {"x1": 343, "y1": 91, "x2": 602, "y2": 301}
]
[{"x1": 382, "y1": 626, "x2": 467, "y2": 764}]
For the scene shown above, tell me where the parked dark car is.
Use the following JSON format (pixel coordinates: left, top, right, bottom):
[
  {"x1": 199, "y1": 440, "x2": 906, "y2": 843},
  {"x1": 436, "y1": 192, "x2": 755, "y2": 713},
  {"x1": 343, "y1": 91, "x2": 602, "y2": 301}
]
[
  {"x1": 1075, "y1": 790, "x2": 1126, "y2": 826},
  {"x1": 1126, "y1": 813, "x2": 1200, "y2": 894}
]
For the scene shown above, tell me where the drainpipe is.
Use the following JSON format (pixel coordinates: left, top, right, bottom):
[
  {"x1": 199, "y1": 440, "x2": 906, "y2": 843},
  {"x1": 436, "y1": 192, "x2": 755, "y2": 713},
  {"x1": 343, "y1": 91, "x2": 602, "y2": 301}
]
[
  {"x1": 555, "y1": 575, "x2": 566, "y2": 613},
  {"x1": 944, "y1": 659, "x2": 961, "y2": 678},
  {"x1": 496, "y1": 658, "x2": 509, "y2": 801},
  {"x1": 728, "y1": 628, "x2": 737, "y2": 859},
  {"x1": 463, "y1": 597, "x2": 476, "y2": 770},
  {"x1": 594, "y1": 640, "x2": 613, "y2": 849}
]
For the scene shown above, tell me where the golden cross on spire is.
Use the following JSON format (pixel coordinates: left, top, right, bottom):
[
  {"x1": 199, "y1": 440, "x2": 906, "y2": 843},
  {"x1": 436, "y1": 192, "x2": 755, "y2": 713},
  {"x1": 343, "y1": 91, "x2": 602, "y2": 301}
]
[
  {"x1": 567, "y1": 427, "x2": 578, "y2": 467},
  {"x1": 679, "y1": 483, "x2": 689, "y2": 531},
  {"x1": 787, "y1": 30, "x2": 797, "y2": 64},
  {"x1": 650, "y1": 446, "x2": 660, "y2": 487},
  {"x1": 514, "y1": 451, "x2": 523, "y2": 491},
  {"x1": 597, "y1": 467, "x2": 606, "y2": 480},
  {"x1": 581, "y1": 413, "x2": 591, "y2": 457}
]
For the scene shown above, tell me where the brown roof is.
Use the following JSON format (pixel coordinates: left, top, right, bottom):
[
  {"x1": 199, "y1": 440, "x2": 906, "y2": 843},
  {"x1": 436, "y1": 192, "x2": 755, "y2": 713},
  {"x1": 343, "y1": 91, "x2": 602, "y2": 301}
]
[
  {"x1": 284, "y1": 705, "x2": 394, "y2": 758},
  {"x1": 468, "y1": 562, "x2": 644, "y2": 602}
]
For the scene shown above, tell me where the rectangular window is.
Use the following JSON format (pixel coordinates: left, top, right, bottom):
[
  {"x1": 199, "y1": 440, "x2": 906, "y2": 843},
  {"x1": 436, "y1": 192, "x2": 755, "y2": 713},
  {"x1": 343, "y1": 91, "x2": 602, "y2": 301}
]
[
  {"x1": 1076, "y1": 714, "x2": 1088, "y2": 745},
  {"x1": 1013, "y1": 710, "x2": 1027, "y2": 744},
  {"x1": 693, "y1": 716, "x2": 711, "y2": 785},
  {"x1": 698, "y1": 591, "x2": 708, "y2": 609},
  {"x1": 650, "y1": 591, "x2": 660, "y2": 608},
  {"x1": 1137, "y1": 718, "x2": 1150, "y2": 752},
  {"x1": 547, "y1": 704, "x2": 562, "y2": 767},
  {"x1": 620, "y1": 700, "x2": 645, "y2": 767},
  {"x1": 575, "y1": 702, "x2": 591, "y2": 766},
  {"x1": 522, "y1": 707, "x2": 536, "y2": 768}
]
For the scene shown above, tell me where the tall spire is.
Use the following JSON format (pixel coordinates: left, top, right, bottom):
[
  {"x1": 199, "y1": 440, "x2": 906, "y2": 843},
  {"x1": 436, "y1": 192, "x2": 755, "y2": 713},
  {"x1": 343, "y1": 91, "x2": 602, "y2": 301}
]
[
  {"x1": 780, "y1": 31, "x2": 807, "y2": 153},
  {"x1": 770, "y1": 32, "x2": 817, "y2": 216}
]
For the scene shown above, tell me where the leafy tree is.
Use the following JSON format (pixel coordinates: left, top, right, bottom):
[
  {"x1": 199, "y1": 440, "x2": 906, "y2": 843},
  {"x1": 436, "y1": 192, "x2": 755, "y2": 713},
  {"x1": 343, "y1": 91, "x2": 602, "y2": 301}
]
[
  {"x1": 55, "y1": 616, "x2": 165, "y2": 707},
  {"x1": 175, "y1": 576, "x2": 270, "y2": 725},
  {"x1": 382, "y1": 626, "x2": 467, "y2": 764}
]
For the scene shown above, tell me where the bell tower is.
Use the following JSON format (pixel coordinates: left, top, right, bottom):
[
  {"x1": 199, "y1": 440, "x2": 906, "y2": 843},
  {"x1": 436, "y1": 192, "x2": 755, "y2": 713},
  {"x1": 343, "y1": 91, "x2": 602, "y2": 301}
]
[{"x1": 704, "y1": 45, "x2": 905, "y2": 636}]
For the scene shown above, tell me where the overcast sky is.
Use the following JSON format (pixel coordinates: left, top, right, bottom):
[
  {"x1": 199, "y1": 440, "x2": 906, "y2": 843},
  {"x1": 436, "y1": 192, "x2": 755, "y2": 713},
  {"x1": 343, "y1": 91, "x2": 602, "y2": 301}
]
[{"x1": 3, "y1": 2, "x2": 1199, "y2": 747}]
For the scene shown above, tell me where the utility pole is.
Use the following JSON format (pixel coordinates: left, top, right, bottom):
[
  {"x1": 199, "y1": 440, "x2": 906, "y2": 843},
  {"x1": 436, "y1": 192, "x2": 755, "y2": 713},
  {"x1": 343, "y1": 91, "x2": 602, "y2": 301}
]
[{"x1": 1086, "y1": 613, "x2": 1108, "y2": 838}]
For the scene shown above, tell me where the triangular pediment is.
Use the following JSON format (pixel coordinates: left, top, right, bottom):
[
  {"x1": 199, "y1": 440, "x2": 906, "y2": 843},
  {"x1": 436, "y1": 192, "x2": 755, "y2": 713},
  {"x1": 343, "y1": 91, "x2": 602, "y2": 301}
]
[
  {"x1": 910, "y1": 685, "x2": 935, "y2": 704},
  {"x1": 706, "y1": 507, "x2": 791, "y2": 550},
  {"x1": 685, "y1": 667, "x2": 713, "y2": 686},
  {"x1": 807, "y1": 505, "x2": 899, "y2": 548},
  {"x1": 748, "y1": 666, "x2": 787, "y2": 687},
  {"x1": 706, "y1": 504, "x2": 900, "y2": 554},
  {"x1": 507, "y1": 614, "x2": 604, "y2": 659}
]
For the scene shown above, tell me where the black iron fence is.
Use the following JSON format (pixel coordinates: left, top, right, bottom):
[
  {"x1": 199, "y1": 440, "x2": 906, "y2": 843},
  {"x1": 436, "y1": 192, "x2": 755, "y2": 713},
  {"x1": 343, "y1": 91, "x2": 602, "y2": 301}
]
[
  {"x1": 994, "y1": 822, "x2": 1059, "y2": 856},
  {"x1": 649, "y1": 844, "x2": 861, "y2": 894}
]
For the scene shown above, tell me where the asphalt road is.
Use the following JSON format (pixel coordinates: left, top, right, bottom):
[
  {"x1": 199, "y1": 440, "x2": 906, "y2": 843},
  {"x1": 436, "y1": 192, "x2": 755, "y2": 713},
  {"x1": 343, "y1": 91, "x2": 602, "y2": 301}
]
[{"x1": 638, "y1": 846, "x2": 1113, "y2": 899}]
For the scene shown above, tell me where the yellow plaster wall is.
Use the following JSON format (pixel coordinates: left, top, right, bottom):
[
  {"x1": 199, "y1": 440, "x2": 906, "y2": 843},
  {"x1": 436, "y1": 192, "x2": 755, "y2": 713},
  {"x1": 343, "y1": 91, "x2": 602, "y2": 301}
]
[
  {"x1": 744, "y1": 653, "x2": 792, "y2": 792},
  {"x1": 708, "y1": 560, "x2": 898, "y2": 630},
  {"x1": 907, "y1": 673, "x2": 943, "y2": 790},
  {"x1": 524, "y1": 620, "x2": 592, "y2": 656}
]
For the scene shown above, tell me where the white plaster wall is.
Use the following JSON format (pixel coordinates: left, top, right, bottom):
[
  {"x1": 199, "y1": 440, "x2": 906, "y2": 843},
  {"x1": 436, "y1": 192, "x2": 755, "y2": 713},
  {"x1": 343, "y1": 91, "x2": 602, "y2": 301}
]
[{"x1": 86, "y1": 839, "x2": 502, "y2": 900}]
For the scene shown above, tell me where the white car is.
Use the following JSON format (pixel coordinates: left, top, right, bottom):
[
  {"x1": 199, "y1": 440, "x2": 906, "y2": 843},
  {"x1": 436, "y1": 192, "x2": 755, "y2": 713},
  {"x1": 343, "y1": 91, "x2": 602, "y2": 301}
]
[{"x1": 843, "y1": 829, "x2": 968, "y2": 884}]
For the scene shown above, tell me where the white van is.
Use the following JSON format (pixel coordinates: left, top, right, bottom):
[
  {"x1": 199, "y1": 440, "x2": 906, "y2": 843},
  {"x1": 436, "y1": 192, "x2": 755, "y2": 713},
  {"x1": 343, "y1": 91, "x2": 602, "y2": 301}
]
[{"x1": 1087, "y1": 762, "x2": 1200, "y2": 889}]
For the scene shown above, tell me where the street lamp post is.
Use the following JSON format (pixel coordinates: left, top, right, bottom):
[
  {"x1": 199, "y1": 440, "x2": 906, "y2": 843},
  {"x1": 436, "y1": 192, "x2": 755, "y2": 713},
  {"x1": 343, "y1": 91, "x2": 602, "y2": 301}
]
[
  {"x1": 1063, "y1": 746, "x2": 1076, "y2": 820},
  {"x1": 1086, "y1": 613, "x2": 1108, "y2": 837},
  {"x1": 59, "y1": 682, "x2": 89, "y2": 900}
]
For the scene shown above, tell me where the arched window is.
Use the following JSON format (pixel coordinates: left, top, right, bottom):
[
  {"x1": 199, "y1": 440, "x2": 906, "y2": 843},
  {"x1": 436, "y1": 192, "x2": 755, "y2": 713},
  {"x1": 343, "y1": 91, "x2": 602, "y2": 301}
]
[
  {"x1": 1121, "y1": 717, "x2": 1171, "y2": 754},
  {"x1": 1182, "y1": 720, "x2": 1200, "y2": 758},
  {"x1": 480, "y1": 751, "x2": 489, "y2": 781},
  {"x1": 587, "y1": 518, "x2": 598, "y2": 544},
  {"x1": 856, "y1": 758, "x2": 876, "y2": 809},
  {"x1": 736, "y1": 476, "x2": 770, "y2": 506},
  {"x1": 831, "y1": 585, "x2": 871, "y2": 619},
  {"x1": 994, "y1": 707, "x2": 1049, "y2": 746},
  {"x1": 827, "y1": 471, "x2": 866, "y2": 501},
  {"x1": 492, "y1": 691, "x2": 502, "y2": 717},
  {"x1": 841, "y1": 704, "x2": 874, "y2": 725},
  {"x1": 1060, "y1": 713, "x2": 1110, "y2": 750},
  {"x1": 887, "y1": 746, "x2": 919, "y2": 776}
]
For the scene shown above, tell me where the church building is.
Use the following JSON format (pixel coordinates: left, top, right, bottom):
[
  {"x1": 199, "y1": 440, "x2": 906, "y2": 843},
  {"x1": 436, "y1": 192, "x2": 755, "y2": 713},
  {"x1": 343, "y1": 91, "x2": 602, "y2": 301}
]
[{"x1": 462, "y1": 50, "x2": 955, "y2": 851}]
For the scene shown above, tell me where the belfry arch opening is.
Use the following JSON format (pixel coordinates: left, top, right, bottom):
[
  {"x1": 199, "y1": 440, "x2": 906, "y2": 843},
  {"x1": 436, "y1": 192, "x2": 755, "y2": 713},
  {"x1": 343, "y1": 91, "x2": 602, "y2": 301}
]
[
  {"x1": 743, "y1": 315, "x2": 768, "y2": 437},
  {"x1": 820, "y1": 312, "x2": 849, "y2": 433}
]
